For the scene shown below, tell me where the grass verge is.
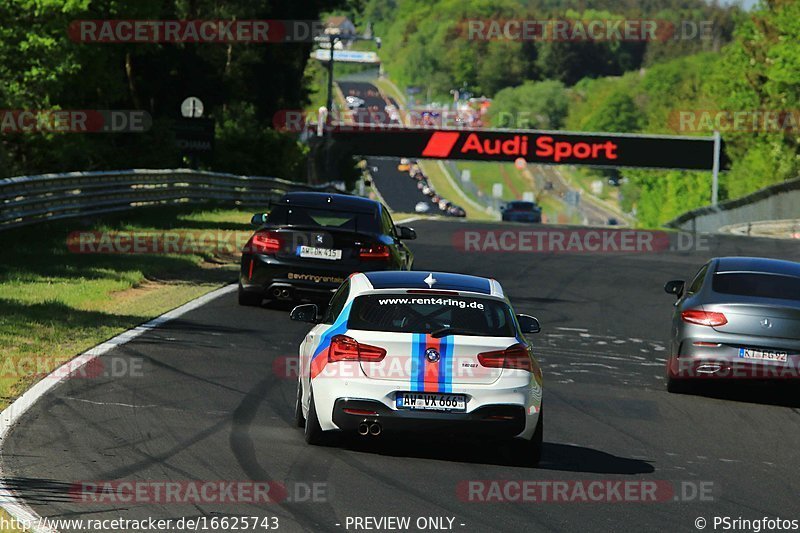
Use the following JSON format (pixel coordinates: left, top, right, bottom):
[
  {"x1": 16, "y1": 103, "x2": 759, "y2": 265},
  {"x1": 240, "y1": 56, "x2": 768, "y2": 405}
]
[
  {"x1": 0, "y1": 205, "x2": 253, "y2": 411},
  {"x1": 418, "y1": 161, "x2": 495, "y2": 221},
  {"x1": 452, "y1": 161, "x2": 533, "y2": 202}
]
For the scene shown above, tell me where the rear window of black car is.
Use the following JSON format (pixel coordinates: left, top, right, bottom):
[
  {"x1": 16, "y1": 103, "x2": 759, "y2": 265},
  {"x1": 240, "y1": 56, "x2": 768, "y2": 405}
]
[
  {"x1": 347, "y1": 294, "x2": 517, "y2": 337},
  {"x1": 712, "y1": 272, "x2": 800, "y2": 300},
  {"x1": 268, "y1": 205, "x2": 380, "y2": 233}
]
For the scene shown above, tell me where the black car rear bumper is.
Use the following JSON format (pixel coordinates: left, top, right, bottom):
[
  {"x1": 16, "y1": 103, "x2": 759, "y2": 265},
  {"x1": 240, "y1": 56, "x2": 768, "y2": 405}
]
[{"x1": 239, "y1": 253, "x2": 396, "y2": 302}]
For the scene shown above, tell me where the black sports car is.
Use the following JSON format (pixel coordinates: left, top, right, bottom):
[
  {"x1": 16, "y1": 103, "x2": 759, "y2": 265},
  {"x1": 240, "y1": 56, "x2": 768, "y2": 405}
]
[
  {"x1": 501, "y1": 201, "x2": 543, "y2": 223},
  {"x1": 238, "y1": 192, "x2": 416, "y2": 306}
]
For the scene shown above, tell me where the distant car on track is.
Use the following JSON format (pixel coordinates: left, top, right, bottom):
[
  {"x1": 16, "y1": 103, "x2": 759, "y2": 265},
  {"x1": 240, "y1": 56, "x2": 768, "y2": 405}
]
[
  {"x1": 290, "y1": 271, "x2": 544, "y2": 466},
  {"x1": 345, "y1": 95, "x2": 365, "y2": 109},
  {"x1": 664, "y1": 257, "x2": 800, "y2": 392},
  {"x1": 448, "y1": 205, "x2": 467, "y2": 218},
  {"x1": 414, "y1": 201, "x2": 431, "y2": 214},
  {"x1": 238, "y1": 193, "x2": 415, "y2": 307},
  {"x1": 501, "y1": 201, "x2": 542, "y2": 223}
]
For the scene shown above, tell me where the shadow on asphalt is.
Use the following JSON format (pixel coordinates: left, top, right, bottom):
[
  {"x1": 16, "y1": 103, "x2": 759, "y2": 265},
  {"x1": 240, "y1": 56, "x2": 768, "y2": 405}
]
[
  {"x1": 670, "y1": 381, "x2": 800, "y2": 408},
  {"x1": 335, "y1": 437, "x2": 654, "y2": 474}
]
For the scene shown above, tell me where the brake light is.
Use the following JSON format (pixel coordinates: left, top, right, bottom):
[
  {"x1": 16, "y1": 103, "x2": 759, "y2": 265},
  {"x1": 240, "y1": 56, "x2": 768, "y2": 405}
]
[
  {"x1": 681, "y1": 309, "x2": 727, "y2": 327},
  {"x1": 359, "y1": 244, "x2": 390, "y2": 260},
  {"x1": 407, "y1": 290, "x2": 460, "y2": 295},
  {"x1": 477, "y1": 343, "x2": 532, "y2": 371},
  {"x1": 246, "y1": 231, "x2": 281, "y2": 253},
  {"x1": 329, "y1": 335, "x2": 387, "y2": 363}
]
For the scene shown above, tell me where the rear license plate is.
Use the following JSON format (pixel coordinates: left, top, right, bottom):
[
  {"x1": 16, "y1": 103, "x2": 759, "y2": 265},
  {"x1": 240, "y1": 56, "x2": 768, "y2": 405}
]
[
  {"x1": 738, "y1": 348, "x2": 788, "y2": 363},
  {"x1": 297, "y1": 246, "x2": 342, "y2": 260},
  {"x1": 396, "y1": 392, "x2": 466, "y2": 412}
]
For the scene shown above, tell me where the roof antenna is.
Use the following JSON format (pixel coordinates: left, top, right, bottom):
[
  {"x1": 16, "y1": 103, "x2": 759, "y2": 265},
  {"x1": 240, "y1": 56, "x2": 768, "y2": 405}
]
[{"x1": 424, "y1": 273, "x2": 437, "y2": 288}]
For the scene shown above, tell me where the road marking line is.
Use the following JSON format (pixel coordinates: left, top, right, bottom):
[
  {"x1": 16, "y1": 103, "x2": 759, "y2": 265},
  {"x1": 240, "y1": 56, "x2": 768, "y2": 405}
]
[
  {"x1": 0, "y1": 283, "x2": 237, "y2": 533},
  {"x1": 394, "y1": 215, "x2": 424, "y2": 225}
]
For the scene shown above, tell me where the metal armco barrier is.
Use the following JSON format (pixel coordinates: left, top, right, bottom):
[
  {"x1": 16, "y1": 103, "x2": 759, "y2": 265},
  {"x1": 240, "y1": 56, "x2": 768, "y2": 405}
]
[{"x1": 0, "y1": 169, "x2": 341, "y2": 231}]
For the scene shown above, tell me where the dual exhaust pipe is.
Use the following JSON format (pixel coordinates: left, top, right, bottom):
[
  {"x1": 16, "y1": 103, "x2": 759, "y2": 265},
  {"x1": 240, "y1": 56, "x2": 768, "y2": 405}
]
[
  {"x1": 271, "y1": 287, "x2": 292, "y2": 300},
  {"x1": 357, "y1": 421, "x2": 382, "y2": 436}
]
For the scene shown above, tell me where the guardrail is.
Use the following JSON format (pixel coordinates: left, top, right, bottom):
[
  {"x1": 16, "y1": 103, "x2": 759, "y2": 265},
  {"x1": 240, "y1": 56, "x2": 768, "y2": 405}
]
[
  {"x1": 665, "y1": 175, "x2": 800, "y2": 234},
  {"x1": 0, "y1": 169, "x2": 342, "y2": 231},
  {"x1": 718, "y1": 219, "x2": 800, "y2": 239}
]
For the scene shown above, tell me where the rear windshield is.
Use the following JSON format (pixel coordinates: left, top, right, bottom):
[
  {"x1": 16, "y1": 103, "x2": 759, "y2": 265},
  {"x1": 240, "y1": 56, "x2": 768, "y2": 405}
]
[
  {"x1": 347, "y1": 294, "x2": 517, "y2": 337},
  {"x1": 508, "y1": 202, "x2": 536, "y2": 210},
  {"x1": 268, "y1": 205, "x2": 379, "y2": 233},
  {"x1": 712, "y1": 272, "x2": 800, "y2": 300}
]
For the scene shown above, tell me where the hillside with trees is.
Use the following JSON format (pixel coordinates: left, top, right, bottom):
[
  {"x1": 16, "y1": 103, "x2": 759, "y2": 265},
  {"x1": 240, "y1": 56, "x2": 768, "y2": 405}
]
[{"x1": 363, "y1": 0, "x2": 799, "y2": 227}]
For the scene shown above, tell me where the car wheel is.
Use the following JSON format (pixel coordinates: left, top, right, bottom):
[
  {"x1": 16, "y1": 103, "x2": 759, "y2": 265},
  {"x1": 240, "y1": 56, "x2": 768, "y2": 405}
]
[
  {"x1": 238, "y1": 284, "x2": 262, "y2": 307},
  {"x1": 294, "y1": 378, "x2": 305, "y2": 428},
  {"x1": 304, "y1": 389, "x2": 331, "y2": 446},
  {"x1": 517, "y1": 408, "x2": 543, "y2": 467}
]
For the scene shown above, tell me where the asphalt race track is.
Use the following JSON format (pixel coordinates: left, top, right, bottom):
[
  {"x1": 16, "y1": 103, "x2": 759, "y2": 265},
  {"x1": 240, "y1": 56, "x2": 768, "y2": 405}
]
[
  {"x1": 366, "y1": 157, "x2": 428, "y2": 214},
  {"x1": 337, "y1": 80, "x2": 436, "y2": 213},
  {"x1": 4, "y1": 220, "x2": 800, "y2": 532}
]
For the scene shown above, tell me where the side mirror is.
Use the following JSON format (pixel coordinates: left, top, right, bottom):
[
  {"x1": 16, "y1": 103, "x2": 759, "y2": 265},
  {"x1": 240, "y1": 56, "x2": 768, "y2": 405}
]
[
  {"x1": 664, "y1": 280, "x2": 685, "y2": 298},
  {"x1": 397, "y1": 226, "x2": 417, "y2": 240},
  {"x1": 251, "y1": 213, "x2": 267, "y2": 227},
  {"x1": 516, "y1": 314, "x2": 541, "y2": 334},
  {"x1": 290, "y1": 304, "x2": 320, "y2": 324}
]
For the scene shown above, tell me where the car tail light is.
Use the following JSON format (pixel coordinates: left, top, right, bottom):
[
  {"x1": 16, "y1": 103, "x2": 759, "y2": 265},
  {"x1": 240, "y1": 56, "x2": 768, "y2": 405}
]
[
  {"x1": 681, "y1": 309, "x2": 728, "y2": 327},
  {"x1": 329, "y1": 335, "x2": 387, "y2": 363},
  {"x1": 477, "y1": 343, "x2": 532, "y2": 371},
  {"x1": 359, "y1": 244, "x2": 390, "y2": 260},
  {"x1": 246, "y1": 231, "x2": 281, "y2": 254}
]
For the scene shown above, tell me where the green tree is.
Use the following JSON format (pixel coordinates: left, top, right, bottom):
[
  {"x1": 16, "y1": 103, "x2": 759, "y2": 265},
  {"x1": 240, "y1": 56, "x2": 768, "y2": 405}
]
[
  {"x1": 488, "y1": 80, "x2": 568, "y2": 129},
  {"x1": 582, "y1": 92, "x2": 643, "y2": 133}
]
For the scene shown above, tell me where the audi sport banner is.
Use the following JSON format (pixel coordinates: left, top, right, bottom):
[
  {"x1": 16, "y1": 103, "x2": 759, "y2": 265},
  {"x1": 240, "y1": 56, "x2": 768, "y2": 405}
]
[{"x1": 329, "y1": 126, "x2": 727, "y2": 171}]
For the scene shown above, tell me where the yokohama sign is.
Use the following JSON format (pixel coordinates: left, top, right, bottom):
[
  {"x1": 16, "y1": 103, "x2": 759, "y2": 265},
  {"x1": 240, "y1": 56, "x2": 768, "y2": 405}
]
[{"x1": 329, "y1": 127, "x2": 725, "y2": 170}]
